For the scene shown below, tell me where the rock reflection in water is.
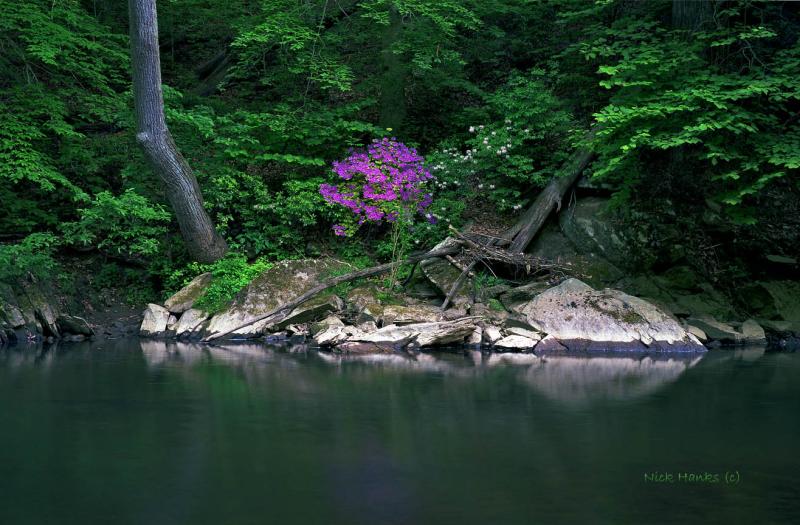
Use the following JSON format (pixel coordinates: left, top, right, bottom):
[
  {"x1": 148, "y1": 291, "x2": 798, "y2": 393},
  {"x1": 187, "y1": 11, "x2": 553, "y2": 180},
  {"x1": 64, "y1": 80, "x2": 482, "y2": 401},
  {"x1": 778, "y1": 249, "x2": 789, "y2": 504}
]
[
  {"x1": 137, "y1": 341, "x2": 726, "y2": 406},
  {"x1": 517, "y1": 354, "x2": 704, "y2": 404}
]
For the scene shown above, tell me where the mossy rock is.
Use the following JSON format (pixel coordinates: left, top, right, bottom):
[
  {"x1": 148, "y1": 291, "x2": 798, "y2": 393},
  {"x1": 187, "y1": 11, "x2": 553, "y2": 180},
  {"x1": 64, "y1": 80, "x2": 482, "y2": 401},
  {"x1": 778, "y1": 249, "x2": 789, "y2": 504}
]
[
  {"x1": 203, "y1": 258, "x2": 350, "y2": 339},
  {"x1": 164, "y1": 272, "x2": 212, "y2": 313}
]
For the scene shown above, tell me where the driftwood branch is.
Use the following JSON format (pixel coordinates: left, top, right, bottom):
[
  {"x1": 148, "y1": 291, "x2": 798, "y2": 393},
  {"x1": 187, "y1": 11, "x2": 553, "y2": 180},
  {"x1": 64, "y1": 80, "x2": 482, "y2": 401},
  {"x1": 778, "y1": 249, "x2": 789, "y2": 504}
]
[
  {"x1": 440, "y1": 259, "x2": 478, "y2": 311},
  {"x1": 202, "y1": 242, "x2": 461, "y2": 342}
]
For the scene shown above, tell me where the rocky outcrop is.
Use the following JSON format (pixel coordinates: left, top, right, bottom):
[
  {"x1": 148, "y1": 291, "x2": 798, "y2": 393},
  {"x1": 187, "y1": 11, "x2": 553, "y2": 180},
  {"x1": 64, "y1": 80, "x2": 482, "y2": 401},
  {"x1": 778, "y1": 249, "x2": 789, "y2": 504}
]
[
  {"x1": 686, "y1": 317, "x2": 741, "y2": 343},
  {"x1": 495, "y1": 335, "x2": 539, "y2": 350},
  {"x1": 202, "y1": 259, "x2": 349, "y2": 339},
  {"x1": 741, "y1": 281, "x2": 800, "y2": 331},
  {"x1": 419, "y1": 238, "x2": 471, "y2": 305},
  {"x1": 274, "y1": 295, "x2": 344, "y2": 330},
  {"x1": 0, "y1": 278, "x2": 85, "y2": 343},
  {"x1": 163, "y1": 272, "x2": 212, "y2": 313},
  {"x1": 173, "y1": 308, "x2": 209, "y2": 337},
  {"x1": 381, "y1": 304, "x2": 441, "y2": 325},
  {"x1": 140, "y1": 304, "x2": 171, "y2": 337},
  {"x1": 57, "y1": 315, "x2": 94, "y2": 336},
  {"x1": 346, "y1": 319, "x2": 477, "y2": 349},
  {"x1": 519, "y1": 279, "x2": 704, "y2": 352}
]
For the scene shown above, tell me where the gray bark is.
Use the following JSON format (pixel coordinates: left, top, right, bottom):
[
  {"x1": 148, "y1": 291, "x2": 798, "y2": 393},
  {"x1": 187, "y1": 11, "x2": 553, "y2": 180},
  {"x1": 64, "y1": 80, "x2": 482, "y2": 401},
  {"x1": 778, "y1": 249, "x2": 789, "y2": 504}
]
[
  {"x1": 128, "y1": 0, "x2": 228, "y2": 263},
  {"x1": 504, "y1": 132, "x2": 596, "y2": 254}
]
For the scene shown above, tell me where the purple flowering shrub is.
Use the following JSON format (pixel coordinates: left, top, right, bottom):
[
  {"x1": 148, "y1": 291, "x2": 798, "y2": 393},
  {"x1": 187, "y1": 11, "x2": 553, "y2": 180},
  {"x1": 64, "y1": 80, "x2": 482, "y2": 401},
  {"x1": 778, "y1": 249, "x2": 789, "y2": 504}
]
[{"x1": 320, "y1": 138, "x2": 436, "y2": 236}]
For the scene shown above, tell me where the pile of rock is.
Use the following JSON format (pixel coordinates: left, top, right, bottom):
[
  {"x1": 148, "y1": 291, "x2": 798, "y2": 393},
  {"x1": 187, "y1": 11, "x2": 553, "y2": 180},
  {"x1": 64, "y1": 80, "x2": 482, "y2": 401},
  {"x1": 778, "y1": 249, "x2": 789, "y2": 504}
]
[
  {"x1": 1, "y1": 280, "x2": 94, "y2": 345},
  {"x1": 141, "y1": 258, "x2": 710, "y2": 354}
]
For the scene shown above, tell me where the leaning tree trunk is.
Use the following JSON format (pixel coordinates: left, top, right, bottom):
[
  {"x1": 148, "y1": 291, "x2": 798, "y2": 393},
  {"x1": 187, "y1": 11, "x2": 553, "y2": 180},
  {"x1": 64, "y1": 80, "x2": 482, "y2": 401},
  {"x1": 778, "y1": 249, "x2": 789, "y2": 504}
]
[
  {"x1": 128, "y1": 0, "x2": 228, "y2": 263},
  {"x1": 503, "y1": 132, "x2": 596, "y2": 254}
]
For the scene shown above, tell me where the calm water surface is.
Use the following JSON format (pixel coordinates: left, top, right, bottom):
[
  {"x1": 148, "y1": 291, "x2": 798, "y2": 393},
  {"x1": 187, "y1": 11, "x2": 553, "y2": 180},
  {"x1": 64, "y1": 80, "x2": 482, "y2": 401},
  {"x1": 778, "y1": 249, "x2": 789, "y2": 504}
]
[{"x1": 0, "y1": 341, "x2": 798, "y2": 525}]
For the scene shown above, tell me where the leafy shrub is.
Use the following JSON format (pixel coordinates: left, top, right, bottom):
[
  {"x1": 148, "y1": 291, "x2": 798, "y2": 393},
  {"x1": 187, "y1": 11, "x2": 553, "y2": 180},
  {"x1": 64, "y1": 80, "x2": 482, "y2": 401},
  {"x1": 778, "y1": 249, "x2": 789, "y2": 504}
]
[
  {"x1": 62, "y1": 189, "x2": 171, "y2": 259},
  {"x1": 192, "y1": 253, "x2": 273, "y2": 314},
  {"x1": 0, "y1": 233, "x2": 61, "y2": 283}
]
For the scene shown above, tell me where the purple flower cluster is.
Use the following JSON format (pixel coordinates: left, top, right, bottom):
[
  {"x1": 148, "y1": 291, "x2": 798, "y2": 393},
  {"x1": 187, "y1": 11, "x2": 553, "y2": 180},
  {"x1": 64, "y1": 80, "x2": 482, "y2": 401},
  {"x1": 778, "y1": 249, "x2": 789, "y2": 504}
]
[{"x1": 321, "y1": 138, "x2": 435, "y2": 235}]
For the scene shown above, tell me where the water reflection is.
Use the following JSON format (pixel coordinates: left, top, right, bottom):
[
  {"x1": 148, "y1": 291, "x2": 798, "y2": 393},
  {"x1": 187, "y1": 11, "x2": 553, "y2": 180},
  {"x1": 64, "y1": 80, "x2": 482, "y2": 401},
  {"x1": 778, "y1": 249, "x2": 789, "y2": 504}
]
[
  {"x1": 132, "y1": 340, "x2": 724, "y2": 404},
  {"x1": 518, "y1": 355, "x2": 702, "y2": 404},
  {"x1": 0, "y1": 339, "x2": 797, "y2": 525}
]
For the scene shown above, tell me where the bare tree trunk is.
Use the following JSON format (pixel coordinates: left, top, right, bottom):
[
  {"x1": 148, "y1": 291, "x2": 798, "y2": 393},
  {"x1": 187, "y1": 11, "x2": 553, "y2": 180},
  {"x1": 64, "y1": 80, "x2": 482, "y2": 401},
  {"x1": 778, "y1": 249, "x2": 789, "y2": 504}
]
[{"x1": 128, "y1": 0, "x2": 228, "y2": 263}]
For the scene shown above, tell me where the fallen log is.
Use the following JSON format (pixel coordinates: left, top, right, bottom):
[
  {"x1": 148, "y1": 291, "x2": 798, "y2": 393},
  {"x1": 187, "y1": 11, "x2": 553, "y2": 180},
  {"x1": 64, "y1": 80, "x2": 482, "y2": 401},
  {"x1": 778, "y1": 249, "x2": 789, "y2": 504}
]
[
  {"x1": 201, "y1": 241, "x2": 461, "y2": 342},
  {"x1": 503, "y1": 130, "x2": 596, "y2": 253}
]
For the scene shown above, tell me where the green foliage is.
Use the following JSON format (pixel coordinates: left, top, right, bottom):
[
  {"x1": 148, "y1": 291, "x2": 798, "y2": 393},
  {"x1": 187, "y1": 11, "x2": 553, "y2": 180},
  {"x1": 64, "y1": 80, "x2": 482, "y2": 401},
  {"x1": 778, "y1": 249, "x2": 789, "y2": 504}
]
[
  {"x1": 0, "y1": 233, "x2": 60, "y2": 283},
  {"x1": 0, "y1": 0, "x2": 129, "y2": 234},
  {"x1": 566, "y1": 1, "x2": 800, "y2": 219},
  {"x1": 3, "y1": 0, "x2": 798, "y2": 302},
  {"x1": 62, "y1": 190, "x2": 171, "y2": 259},
  {"x1": 191, "y1": 254, "x2": 274, "y2": 314},
  {"x1": 92, "y1": 263, "x2": 159, "y2": 306}
]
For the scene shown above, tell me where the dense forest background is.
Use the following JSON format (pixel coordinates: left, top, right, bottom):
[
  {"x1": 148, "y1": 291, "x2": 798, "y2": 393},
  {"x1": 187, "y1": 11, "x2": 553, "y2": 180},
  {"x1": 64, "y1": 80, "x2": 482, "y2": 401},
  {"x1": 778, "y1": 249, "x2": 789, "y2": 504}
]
[{"x1": 1, "y1": 0, "x2": 799, "y2": 304}]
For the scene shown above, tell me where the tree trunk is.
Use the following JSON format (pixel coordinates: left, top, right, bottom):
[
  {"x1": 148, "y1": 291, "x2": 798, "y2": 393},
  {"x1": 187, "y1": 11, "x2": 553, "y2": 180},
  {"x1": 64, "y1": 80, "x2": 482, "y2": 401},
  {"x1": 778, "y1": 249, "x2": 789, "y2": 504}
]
[
  {"x1": 379, "y1": 6, "x2": 406, "y2": 131},
  {"x1": 503, "y1": 133, "x2": 595, "y2": 254},
  {"x1": 128, "y1": 0, "x2": 228, "y2": 263},
  {"x1": 672, "y1": 0, "x2": 714, "y2": 32}
]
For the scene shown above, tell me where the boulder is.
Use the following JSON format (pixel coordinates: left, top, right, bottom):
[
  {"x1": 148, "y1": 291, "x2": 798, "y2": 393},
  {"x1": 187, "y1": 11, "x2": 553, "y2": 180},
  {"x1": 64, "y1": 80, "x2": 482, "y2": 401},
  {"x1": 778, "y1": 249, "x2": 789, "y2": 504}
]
[
  {"x1": 535, "y1": 335, "x2": 568, "y2": 353},
  {"x1": 495, "y1": 335, "x2": 538, "y2": 351},
  {"x1": 337, "y1": 341, "x2": 396, "y2": 354},
  {"x1": 140, "y1": 304, "x2": 171, "y2": 337},
  {"x1": 505, "y1": 326, "x2": 542, "y2": 342},
  {"x1": 740, "y1": 319, "x2": 766, "y2": 344},
  {"x1": 349, "y1": 320, "x2": 476, "y2": 348},
  {"x1": 174, "y1": 309, "x2": 209, "y2": 337},
  {"x1": 740, "y1": 281, "x2": 800, "y2": 325},
  {"x1": 164, "y1": 272, "x2": 212, "y2": 313},
  {"x1": 467, "y1": 327, "x2": 483, "y2": 346},
  {"x1": 57, "y1": 315, "x2": 94, "y2": 336},
  {"x1": 415, "y1": 321, "x2": 475, "y2": 347},
  {"x1": 661, "y1": 266, "x2": 701, "y2": 292},
  {"x1": 519, "y1": 279, "x2": 704, "y2": 352},
  {"x1": 314, "y1": 325, "x2": 350, "y2": 346},
  {"x1": 20, "y1": 280, "x2": 60, "y2": 337},
  {"x1": 310, "y1": 315, "x2": 345, "y2": 335},
  {"x1": 274, "y1": 294, "x2": 344, "y2": 330},
  {"x1": 0, "y1": 284, "x2": 25, "y2": 328},
  {"x1": 382, "y1": 304, "x2": 441, "y2": 325},
  {"x1": 348, "y1": 324, "x2": 417, "y2": 347},
  {"x1": 528, "y1": 221, "x2": 624, "y2": 286},
  {"x1": 686, "y1": 317, "x2": 741, "y2": 343},
  {"x1": 202, "y1": 259, "x2": 349, "y2": 339},
  {"x1": 558, "y1": 197, "x2": 637, "y2": 270},
  {"x1": 499, "y1": 281, "x2": 551, "y2": 309},
  {"x1": 483, "y1": 325, "x2": 503, "y2": 344},
  {"x1": 685, "y1": 324, "x2": 708, "y2": 343},
  {"x1": 420, "y1": 238, "x2": 471, "y2": 305}
]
